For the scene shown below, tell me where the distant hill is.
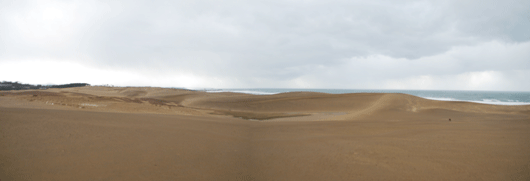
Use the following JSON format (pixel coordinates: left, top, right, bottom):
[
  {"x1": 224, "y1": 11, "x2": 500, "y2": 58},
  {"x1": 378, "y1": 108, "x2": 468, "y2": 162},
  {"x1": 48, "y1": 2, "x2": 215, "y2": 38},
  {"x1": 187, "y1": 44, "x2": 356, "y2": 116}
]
[{"x1": 0, "y1": 81, "x2": 90, "y2": 91}]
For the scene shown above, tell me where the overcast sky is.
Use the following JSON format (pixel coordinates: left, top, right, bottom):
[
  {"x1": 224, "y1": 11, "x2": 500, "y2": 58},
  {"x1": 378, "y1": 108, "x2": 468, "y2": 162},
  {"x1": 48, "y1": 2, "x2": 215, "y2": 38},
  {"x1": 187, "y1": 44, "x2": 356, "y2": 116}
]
[{"x1": 1, "y1": 0, "x2": 529, "y2": 90}]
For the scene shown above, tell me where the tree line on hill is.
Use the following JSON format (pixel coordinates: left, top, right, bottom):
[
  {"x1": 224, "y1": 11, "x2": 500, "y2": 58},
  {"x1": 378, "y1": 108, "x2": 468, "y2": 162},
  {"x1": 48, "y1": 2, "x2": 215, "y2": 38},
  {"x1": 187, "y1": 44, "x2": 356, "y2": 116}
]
[{"x1": 0, "y1": 81, "x2": 90, "y2": 91}]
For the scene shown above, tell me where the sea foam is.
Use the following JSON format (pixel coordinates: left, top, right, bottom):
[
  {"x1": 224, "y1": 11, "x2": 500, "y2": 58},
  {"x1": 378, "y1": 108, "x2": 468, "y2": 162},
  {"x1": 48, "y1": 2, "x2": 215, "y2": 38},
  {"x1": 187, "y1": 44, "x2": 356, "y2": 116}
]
[{"x1": 423, "y1": 97, "x2": 530, "y2": 105}]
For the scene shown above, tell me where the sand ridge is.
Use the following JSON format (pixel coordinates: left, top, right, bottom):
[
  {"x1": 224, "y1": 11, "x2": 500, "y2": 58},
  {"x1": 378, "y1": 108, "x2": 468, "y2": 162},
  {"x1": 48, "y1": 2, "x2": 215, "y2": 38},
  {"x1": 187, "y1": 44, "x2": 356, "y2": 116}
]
[
  {"x1": 1, "y1": 86, "x2": 530, "y2": 180},
  {"x1": 1, "y1": 86, "x2": 528, "y2": 120}
]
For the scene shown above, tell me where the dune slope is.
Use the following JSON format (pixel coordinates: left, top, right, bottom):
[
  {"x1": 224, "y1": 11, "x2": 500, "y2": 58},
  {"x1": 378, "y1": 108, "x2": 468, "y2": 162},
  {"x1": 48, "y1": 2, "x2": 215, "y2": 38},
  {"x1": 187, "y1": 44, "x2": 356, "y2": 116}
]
[{"x1": 1, "y1": 86, "x2": 529, "y2": 180}]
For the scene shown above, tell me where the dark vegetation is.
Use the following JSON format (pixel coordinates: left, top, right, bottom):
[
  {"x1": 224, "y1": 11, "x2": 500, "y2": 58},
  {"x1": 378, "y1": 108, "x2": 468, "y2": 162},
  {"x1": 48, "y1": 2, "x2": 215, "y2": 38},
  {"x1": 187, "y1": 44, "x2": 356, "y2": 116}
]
[
  {"x1": 0, "y1": 81, "x2": 90, "y2": 91},
  {"x1": 210, "y1": 110, "x2": 310, "y2": 120}
]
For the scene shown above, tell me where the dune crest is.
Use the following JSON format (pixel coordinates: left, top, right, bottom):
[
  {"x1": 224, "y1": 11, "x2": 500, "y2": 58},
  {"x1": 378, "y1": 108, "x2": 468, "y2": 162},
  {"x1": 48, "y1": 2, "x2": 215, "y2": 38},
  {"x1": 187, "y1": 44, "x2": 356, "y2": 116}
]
[{"x1": 1, "y1": 86, "x2": 529, "y2": 121}]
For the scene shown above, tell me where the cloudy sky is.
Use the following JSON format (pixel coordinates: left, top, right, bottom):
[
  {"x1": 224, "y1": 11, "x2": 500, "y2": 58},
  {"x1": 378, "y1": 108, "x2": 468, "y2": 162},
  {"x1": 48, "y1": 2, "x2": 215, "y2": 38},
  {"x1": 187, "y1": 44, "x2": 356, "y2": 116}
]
[{"x1": 1, "y1": 0, "x2": 529, "y2": 90}]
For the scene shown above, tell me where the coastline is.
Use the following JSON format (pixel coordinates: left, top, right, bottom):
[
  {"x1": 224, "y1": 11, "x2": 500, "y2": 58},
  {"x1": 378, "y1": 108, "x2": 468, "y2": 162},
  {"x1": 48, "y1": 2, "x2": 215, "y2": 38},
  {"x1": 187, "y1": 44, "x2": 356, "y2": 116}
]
[{"x1": 202, "y1": 88, "x2": 530, "y2": 105}]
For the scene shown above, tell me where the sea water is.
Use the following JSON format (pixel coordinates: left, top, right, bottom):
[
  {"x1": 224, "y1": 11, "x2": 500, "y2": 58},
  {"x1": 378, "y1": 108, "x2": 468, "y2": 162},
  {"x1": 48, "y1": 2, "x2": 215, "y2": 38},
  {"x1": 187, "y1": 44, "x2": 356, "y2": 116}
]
[{"x1": 201, "y1": 89, "x2": 530, "y2": 105}]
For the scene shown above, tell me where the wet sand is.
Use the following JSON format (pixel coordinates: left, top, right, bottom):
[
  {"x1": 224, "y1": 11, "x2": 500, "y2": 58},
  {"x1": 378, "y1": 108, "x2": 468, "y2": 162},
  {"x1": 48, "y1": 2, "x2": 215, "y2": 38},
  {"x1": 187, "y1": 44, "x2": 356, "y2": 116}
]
[{"x1": 1, "y1": 86, "x2": 529, "y2": 180}]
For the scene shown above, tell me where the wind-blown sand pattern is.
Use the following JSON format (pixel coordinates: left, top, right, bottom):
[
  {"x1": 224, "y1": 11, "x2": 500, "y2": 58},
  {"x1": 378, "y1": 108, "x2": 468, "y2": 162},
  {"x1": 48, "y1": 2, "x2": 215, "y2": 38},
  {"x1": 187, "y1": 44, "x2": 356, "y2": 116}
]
[{"x1": 1, "y1": 86, "x2": 529, "y2": 180}]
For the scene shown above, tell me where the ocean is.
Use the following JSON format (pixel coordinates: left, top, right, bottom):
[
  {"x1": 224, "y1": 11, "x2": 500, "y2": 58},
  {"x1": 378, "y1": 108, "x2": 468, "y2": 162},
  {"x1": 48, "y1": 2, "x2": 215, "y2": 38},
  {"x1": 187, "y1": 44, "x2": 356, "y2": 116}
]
[{"x1": 200, "y1": 88, "x2": 530, "y2": 105}]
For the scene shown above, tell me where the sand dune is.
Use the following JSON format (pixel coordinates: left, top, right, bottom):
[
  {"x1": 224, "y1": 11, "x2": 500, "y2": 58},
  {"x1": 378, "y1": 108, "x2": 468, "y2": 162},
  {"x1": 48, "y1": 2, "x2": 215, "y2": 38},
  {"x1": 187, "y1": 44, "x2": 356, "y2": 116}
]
[{"x1": 1, "y1": 86, "x2": 529, "y2": 180}]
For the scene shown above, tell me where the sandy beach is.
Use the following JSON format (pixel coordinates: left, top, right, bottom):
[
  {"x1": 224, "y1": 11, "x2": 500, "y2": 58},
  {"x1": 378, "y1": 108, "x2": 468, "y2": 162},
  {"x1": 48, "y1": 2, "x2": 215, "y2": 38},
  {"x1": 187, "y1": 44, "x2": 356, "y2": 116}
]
[{"x1": 1, "y1": 86, "x2": 529, "y2": 180}]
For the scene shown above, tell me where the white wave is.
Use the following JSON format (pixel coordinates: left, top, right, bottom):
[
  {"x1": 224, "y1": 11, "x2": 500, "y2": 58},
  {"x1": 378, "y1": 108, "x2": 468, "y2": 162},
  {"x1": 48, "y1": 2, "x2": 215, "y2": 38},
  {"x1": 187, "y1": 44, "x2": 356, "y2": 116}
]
[
  {"x1": 229, "y1": 90, "x2": 279, "y2": 95},
  {"x1": 203, "y1": 90, "x2": 224, "y2": 93},
  {"x1": 423, "y1": 97, "x2": 530, "y2": 105},
  {"x1": 205, "y1": 90, "x2": 280, "y2": 95},
  {"x1": 482, "y1": 99, "x2": 502, "y2": 102},
  {"x1": 475, "y1": 99, "x2": 530, "y2": 105},
  {"x1": 423, "y1": 97, "x2": 458, "y2": 101}
]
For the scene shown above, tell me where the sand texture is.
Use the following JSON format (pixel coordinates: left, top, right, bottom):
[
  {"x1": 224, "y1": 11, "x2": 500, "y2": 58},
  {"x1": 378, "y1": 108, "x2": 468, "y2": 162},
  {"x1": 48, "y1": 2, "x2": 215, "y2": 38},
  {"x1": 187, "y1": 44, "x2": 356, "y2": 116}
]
[{"x1": 1, "y1": 86, "x2": 530, "y2": 180}]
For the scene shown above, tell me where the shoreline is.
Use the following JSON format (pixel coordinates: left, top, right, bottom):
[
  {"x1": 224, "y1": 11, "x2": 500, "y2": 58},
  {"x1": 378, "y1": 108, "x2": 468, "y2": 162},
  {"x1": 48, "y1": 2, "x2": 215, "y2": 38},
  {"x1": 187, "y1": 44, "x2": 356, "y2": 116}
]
[{"x1": 202, "y1": 88, "x2": 530, "y2": 106}]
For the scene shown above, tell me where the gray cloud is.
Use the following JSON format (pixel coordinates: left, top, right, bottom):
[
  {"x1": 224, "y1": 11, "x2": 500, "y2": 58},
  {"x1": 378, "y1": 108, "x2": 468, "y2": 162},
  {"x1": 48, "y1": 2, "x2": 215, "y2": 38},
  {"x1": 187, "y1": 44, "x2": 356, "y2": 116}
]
[{"x1": 1, "y1": 0, "x2": 529, "y2": 90}]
